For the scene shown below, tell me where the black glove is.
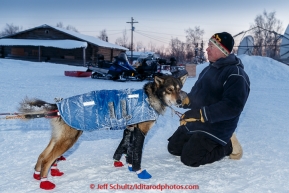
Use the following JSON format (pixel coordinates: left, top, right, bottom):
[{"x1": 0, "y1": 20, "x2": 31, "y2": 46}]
[
  {"x1": 180, "y1": 109, "x2": 205, "y2": 124},
  {"x1": 182, "y1": 109, "x2": 201, "y2": 119},
  {"x1": 179, "y1": 96, "x2": 190, "y2": 108}
]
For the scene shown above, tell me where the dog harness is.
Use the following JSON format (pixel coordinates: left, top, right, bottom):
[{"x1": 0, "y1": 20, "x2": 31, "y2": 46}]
[{"x1": 56, "y1": 89, "x2": 158, "y2": 131}]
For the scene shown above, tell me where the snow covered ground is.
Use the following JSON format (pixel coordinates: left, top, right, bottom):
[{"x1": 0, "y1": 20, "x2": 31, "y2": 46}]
[{"x1": 0, "y1": 55, "x2": 289, "y2": 193}]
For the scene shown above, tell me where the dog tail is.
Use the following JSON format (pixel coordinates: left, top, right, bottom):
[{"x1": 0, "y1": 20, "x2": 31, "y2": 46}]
[{"x1": 18, "y1": 97, "x2": 58, "y2": 118}]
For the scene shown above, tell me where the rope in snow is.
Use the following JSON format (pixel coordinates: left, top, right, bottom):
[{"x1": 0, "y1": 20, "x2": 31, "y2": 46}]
[{"x1": 0, "y1": 110, "x2": 60, "y2": 120}]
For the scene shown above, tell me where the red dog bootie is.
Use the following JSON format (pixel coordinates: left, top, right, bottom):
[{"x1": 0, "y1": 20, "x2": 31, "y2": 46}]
[
  {"x1": 56, "y1": 155, "x2": 66, "y2": 161},
  {"x1": 114, "y1": 160, "x2": 124, "y2": 167},
  {"x1": 40, "y1": 177, "x2": 55, "y2": 190},
  {"x1": 51, "y1": 169, "x2": 64, "y2": 176},
  {"x1": 50, "y1": 163, "x2": 64, "y2": 176},
  {"x1": 33, "y1": 171, "x2": 41, "y2": 180}
]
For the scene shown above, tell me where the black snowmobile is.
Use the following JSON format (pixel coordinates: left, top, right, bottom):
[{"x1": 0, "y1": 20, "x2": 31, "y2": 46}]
[
  {"x1": 88, "y1": 53, "x2": 139, "y2": 82},
  {"x1": 134, "y1": 53, "x2": 171, "y2": 80}
]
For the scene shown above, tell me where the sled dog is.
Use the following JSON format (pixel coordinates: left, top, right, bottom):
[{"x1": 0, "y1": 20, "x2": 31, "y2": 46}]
[{"x1": 18, "y1": 74, "x2": 187, "y2": 190}]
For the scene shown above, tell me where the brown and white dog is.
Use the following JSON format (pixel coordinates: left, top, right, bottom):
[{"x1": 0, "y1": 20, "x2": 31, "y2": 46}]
[{"x1": 18, "y1": 74, "x2": 187, "y2": 190}]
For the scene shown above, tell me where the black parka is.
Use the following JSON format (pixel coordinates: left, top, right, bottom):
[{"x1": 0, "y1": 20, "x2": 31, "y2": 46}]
[{"x1": 184, "y1": 54, "x2": 250, "y2": 145}]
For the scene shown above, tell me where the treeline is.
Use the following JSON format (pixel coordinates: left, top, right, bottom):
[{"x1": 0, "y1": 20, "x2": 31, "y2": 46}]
[
  {"x1": 111, "y1": 10, "x2": 285, "y2": 63},
  {"x1": 249, "y1": 11, "x2": 283, "y2": 59},
  {"x1": 105, "y1": 26, "x2": 205, "y2": 64}
]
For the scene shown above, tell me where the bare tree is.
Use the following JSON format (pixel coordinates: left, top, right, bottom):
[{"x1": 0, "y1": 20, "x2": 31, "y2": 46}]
[
  {"x1": 186, "y1": 44, "x2": 194, "y2": 62},
  {"x1": 115, "y1": 37, "x2": 122, "y2": 46},
  {"x1": 186, "y1": 26, "x2": 204, "y2": 46},
  {"x1": 115, "y1": 29, "x2": 129, "y2": 48},
  {"x1": 98, "y1": 29, "x2": 108, "y2": 41},
  {"x1": 185, "y1": 26, "x2": 205, "y2": 59},
  {"x1": 250, "y1": 10, "x2": 283, "y2": 58},
  {"x1": 147, "y1": 41, "x2": 157, "y2": 52},
  {"x1": 56, "y1": 22, "x2": 64, "y2": 28},
  {"x1": 169, "y1": 38, "x2": 186, "y2": 63},
  {"x1": 136, "y1": 41, "x2": 144, "y2": 51},
  {"x1": 66, "y1": 25, "x2": 78, "y2": 32},
  {"x1": 0, "y1": 23, "x2": 22, "y2": 37},
  {"x1": 56, "y1": 22, "x2": 78, "y2": 32},
  {"x1": 155, "y1": 45, "x2": 169, "y2": 59}
]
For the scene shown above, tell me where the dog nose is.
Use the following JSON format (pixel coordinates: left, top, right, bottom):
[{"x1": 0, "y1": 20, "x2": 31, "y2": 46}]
[{"x1": 176, "y1": 99, "x2": 182, "y2": 104}]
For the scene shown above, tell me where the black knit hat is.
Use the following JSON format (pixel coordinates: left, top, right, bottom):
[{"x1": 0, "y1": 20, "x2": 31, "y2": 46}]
[{"x1": 209, "y1": 32, "x2": 234, "y2": 56}]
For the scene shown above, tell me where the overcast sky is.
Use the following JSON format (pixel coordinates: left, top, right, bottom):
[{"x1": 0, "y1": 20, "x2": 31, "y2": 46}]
[{"x1": 1, "y1": 0, "x2": 288, "y2": 49}]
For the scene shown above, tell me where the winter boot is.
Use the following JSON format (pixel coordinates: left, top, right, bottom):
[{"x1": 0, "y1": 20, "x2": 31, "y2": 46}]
[{"x1": 229, "y1": 133, "x2": 243, "y2": 160}]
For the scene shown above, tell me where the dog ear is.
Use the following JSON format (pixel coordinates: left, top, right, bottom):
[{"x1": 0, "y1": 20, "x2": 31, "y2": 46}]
[
  {"x1": 179, "y1": 74, "x2": 188, "y2": 86},
  {"x1": 154, "y1": 76, "x2": 164, "y2": 87}
]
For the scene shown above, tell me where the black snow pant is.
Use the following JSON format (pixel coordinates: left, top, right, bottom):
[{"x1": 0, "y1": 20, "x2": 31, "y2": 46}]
[{"x1": 167, "y1": 125, "x2": 233, "y2": 167}]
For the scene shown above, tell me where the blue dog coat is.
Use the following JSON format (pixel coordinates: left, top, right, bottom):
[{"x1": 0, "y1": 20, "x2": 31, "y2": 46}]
[{"x1": 56, "y1": 89, "x2": 158, "y2": 131}]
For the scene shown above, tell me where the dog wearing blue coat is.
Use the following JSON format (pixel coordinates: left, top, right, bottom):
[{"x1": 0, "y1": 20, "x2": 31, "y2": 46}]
[{"x1": 18, "y1": 74, "x2": 187, "y2": 190}]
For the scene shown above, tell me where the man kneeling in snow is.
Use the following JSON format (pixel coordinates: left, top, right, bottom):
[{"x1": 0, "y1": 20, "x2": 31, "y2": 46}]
[{"x1": 168, "y1": 32, "x2": 250, "y2": 166}]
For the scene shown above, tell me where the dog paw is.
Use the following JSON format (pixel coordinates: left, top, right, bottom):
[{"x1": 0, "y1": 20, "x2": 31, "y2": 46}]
[
  {"x1": 51, "y1": 169, "x2": 64, "y2": 176},
  {"x1": 40, "y1": 180, "x2": 56, "y2": 190},
  {"x1": 137, "y1": 170, "x2": 152, "y2": 179},
  {"x1": 114, "y1": 160, "x2": 124, "y2": 167}
]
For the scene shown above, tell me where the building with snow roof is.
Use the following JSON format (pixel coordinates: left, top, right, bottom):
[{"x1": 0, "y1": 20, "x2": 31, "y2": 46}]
[{"x1": 0, "y1": 24, "x2": 128, "y2": 66}]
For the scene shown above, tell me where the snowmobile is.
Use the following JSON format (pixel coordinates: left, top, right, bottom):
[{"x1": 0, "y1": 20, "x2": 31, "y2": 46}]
[
  {"x1": 135, "y1": 54, "x2": 187, "y2": 80},
  {"x1": 88, "y1": 53, "x2": 139, "y2": 82},
  {"x1": 134, "y1": 53, "x2": 171, "y2": 80},
  {"x1": 160, "y1": 57, "x2": 186, "y2": 76}
]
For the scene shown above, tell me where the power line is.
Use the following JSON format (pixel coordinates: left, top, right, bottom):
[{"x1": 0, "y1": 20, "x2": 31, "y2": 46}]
[
  {"x1": 135, "y1": 30, "x2": 205, "y2": 45},
  {"x1": 135, "y1": 30, "x2": 172, "y2": 41},
  {"x1": 79, "y1": 30, "x2": 123, "y2": 32},
  {"x1": 106, "y1": 31, "x2": 124, "y2": 36},
  {"x1": 134, "y1": 31, "x2": 170, "y2": 45},
  {"x1": 136, "y1": 29, "x2": 186, "y2": 37}
]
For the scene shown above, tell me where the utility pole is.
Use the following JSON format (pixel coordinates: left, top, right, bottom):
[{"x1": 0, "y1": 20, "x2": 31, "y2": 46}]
[{"x1": 126, "y1": 17, "x2": 138, "y2": 64}]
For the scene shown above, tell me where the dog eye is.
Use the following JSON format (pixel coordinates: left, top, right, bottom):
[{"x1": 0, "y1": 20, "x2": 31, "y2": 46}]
[{"x1": 167, "y1": 88, "x2": 173, "y2": 92}]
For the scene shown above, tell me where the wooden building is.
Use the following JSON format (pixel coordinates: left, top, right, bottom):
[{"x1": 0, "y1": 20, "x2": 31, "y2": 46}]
[{"x1": 0, "y1": 24, "x2": 128, "y2": 66}]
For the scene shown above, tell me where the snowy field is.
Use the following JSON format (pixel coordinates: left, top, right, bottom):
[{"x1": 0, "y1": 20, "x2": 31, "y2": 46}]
[{"x1": 0, "y1": 55, "x2": 289, "y2": 193}]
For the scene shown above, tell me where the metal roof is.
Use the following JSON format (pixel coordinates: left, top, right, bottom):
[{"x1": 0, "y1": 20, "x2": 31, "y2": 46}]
[
  {"x1": 0, "y1": 39, "x2": 87, "y2": 49},
  {"x1": 0, "y1": 24, "x2": 128, "y2": 50}
]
